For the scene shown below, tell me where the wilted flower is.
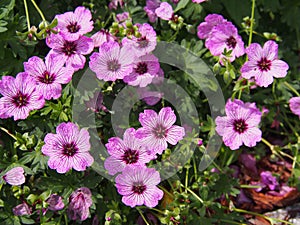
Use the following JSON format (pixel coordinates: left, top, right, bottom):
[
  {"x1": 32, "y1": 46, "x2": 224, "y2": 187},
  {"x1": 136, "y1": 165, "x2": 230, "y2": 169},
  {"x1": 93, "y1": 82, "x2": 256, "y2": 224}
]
[
  {"x1": 42, "y1": 122, "x2": 94, "y2": 174},
  {"x1": 46, "y1": 194, "x2": 65, "y2": 211},
  {"x1": 104, "y1": 128, "x2": 155, "y2": 175},
  {"x1": 289, "y1": 96, "x2": 300, "y2": 118},
  {"x1": 68, "y1": 187, "x2": 93, "y2": 221},
  {"x1": 260, "y1": 171, "x2": 279, "y2": 191},
  {"x1": 241, "y1": 40, "x2": 289, "y2": 87},
  {"x1": 136, "y1": 107, "x2": 185, "y2": 154},
  {"x1": 24, "y1": 55, "x2": 74, "y2": 100},
  {"x1": 215, "y1": 99, "x2": 262, "y2": 150},
  {"x1": 13, "y1": 202, "x2": 31, "y2": 216},
  {"x1": 46, "y1": 34, "x2": 94, "y2": 71},
  {"x1": 155, "y1": 2, "x2": 173, "y2": 21},
  {"x1": 115, "y1": 165, "x2": 164, "y2": 207},
  {"x1": 55, "y1": 6, "x2": 94, "y2": 41},
  {"x1": 206, "y1": 21, "x2": 245, "y2": 62},
  {"x1": 3, "y1": 167, "x2": 25, "y2": 186},
  {"x1": 89, "y1": 41, "x2": 135, "y2": 81},
  {"x1": 124, "y1": 54, "x2": 160, "y2": 87},
  {"x1": 0, "y1": 72, "x2": 45, "y2": 120},
  {"x1": 144, "y1": 0, "x2": 161, "y2": 23}
]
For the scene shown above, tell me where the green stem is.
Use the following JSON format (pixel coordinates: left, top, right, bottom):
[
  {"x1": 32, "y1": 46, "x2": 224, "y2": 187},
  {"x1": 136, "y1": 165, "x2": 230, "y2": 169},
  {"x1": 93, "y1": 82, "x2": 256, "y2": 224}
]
[
  {"x1": 185, "y1": 161, "x2": 190, "y2": 193},
  {"x1": 261, "y1": 137, "x2": 273, "y2": 149},
  {"x1": 137, "y1": 208, "x2": 149, "y2": 225},
  {"x1": 230, "y1": 207, "x2": 294, "y2": 225},
  {"x1": 283, "y1": 81, "x2": 300, "y2": 97},
  {"x1": 0, "y1": 127, "x2": 17, "y2": 141},
  {"x1": 23, "y1": 0, "x2": 31, "y2": 31},
  {"x1": 31, "y1": 0, "x2": 46, "y2": 21},
  {"x1": 248, "y1": 0, "x2": 256, "y2": 46},
  {"x1": 158, "y1": 185, "x2": 173, "y2": 198},
  {"x1": 180, "y1": 184, "x2": 204, "y2": 204},
  {"x1": 192, "y1": 157, "x2": 198, "y2": 181}
]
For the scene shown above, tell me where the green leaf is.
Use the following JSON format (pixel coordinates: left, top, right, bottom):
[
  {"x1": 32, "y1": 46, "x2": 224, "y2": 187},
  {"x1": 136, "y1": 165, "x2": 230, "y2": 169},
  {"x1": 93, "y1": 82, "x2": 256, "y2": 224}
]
[{"x1": 174, "y1": 0, "x2": 189, "y2": 12}]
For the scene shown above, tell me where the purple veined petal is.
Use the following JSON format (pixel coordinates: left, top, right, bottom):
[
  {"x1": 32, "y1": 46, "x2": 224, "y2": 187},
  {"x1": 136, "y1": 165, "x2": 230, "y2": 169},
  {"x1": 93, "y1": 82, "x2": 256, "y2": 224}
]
[
  {"x1": 223, "y1": 129, "x2": 243, "y2": 150},
  {"x1": 289, "y1": 97, "x2": 300, "y2": 117},
  {"x1": 104, "y1": 156, "x2": 125, "y2": 175},
  {"x1": 36, "y1": 83, "x2": 62, "y2": 100},
  {"x1": 0, "y1": 76, "x2": 17, "y2": 96},
  {"x1": 67, "y1": 53, "x2": 86, "y2": 71},
  {"x1": 14, "y1": 72, "x2": 36, "y2": 95},
  {"x1": 13, "y1": 203, "x2": 31, "y2": 216},
  {"x1": 48, "y1": 155, "x2": 72, "y2": 173},
  {"x1": 165, "y1": 125, "x2": 185, "y2": 145},
  {"x1": 215, "y1": 116, "x2": 230, "y2": 136},
  {"x1": 56, "y1": 122, "x2": 79, "y2": 142},
  {"x1": 76, "y1": 36, "x2": 94, "y2": 55},
  {"x1": 122, "y1": 194, "x2": 144, "y2": 207},
  {"x1": 240, "y1": 61, "x2": 259, "y2": 79},
  {"x1": 158, "y1": 107, "x2": 176, "y2": 129},
  {"x1": 255, "y1": 70, "x2": 274, "y2": 87},
  {"x1": 155, "y1": 2, "x2": 173, "y2": 21},
  {"x1": 143, "y1": 188, "x2": 164, "y2": 207},
  {"x1": 245, "y1": 43, "x2": 263, "y2": 62},
  {"x1": 3, "y1": 167, "x2": 25, "y2": 186},
  {"x1": 138, "y1": 109, "x2": 158, "y2": 128},
  {"x1": 269, "y1": 59, "x2": 289, "y2": 78},
  {"x1": 105, "y1": 137, "x2": 126, "y2": 156},
  {"x1": 24, "y1": 56, "x2": 47, "y2": 79},
  {"x1": 240, "y1": 127, "x2": 262, "y2": 147},
  {"x1": 71, "y1": 152, "x2": 94, "y2": 171},
  {"x1": 46, "y1": 194, "x2": 65, "y2": 211},
  {"x1": 262, "y1": 40, "x2": 278, "y2": 61},
  {"x1": 75, "y1": 128, "x2": 91, "y2": 152}
]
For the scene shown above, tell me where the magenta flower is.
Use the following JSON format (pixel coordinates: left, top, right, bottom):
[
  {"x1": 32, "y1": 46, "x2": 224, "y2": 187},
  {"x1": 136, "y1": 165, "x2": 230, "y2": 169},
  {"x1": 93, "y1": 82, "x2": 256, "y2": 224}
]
[
  {"x1": 55, "y1": 6, "x2": 93, "y2": 41},
  {"x1": 91, "y1": 29, "x2": 115, "y2": 48},
  {"x1": 155, "y1": 2, "x2": 173, "y2": 21},
  {"x1": 197, "y1": 14, "x2": 226, "y2": 39},
  {"x1": 89, "y1": 41, "x2": 135, "y2": 81},
  {"x1": 68, "y1": 187, "x2": 92, "y2": 221},
  {"x1": 24, "y1": 55, "x2": 73, "y2": 100},
  {"x1": 206, "y1": 21, "x2": 245, "y2": 62},
  {"x1": 13, "y1": 202, "x2": 31, "y2": 216},
  {"x1": 241, "y1": 40, "x2": 289, "y2": 87},
  {"x1": 144, "y1": 0, "x2": 161, "y2": 23},
  {"x1": 104, "y1": 128, "x2": 154, "y2": 176},
  {"x1": 0, "y1": 73, "x2": 45, "y2": 121},
  {"x1": 46, "y1": 194, "x2": 65, "y2": 211},
  {"x1": 289, "y1": 97, "x2": 300, "y2": 118},
  {"x1": 47, "y1": 34, "x2": 94, "y2": 71},
  {"x1": 124, "y1": 54, "x2": 160, "y2": 87},
  {"x1": 192, "y1": 0, "x2": 207, "y2": 3},
  {"x1": 115, "y1": 165, "x2": 164, "y2": 208},
  {"x1": 41, "y1": 122, "x2": 94, "y2": 174},
  {"x1": 136, "y1": 107, "x2": 185, "y2": 154},
  {"x1": 3, "y1": 167, "x2": 25, "y2": 186},
  {"x1": 122, "y1": 23, "x2": 157, "y2": 57},
  {"x1": 109, "y1": 0, "x2": 124, "y2": 10},
  {"x1": 215, "y1": 99, "x2": 262, "y2": 150},
  {"x1": 138, "y1": 88, "x2": 163, "y2": 106}
]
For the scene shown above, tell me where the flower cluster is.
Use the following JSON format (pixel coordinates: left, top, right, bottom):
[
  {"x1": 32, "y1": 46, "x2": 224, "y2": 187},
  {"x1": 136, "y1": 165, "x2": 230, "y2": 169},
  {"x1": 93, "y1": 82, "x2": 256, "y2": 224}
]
[{"x1": 104, "y1": 107, "x2": 185, "y2": 207}]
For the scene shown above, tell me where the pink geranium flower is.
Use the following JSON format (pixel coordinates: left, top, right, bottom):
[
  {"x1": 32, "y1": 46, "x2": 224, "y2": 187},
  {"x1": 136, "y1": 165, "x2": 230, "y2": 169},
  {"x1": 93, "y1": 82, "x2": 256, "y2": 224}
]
[
  {"x1": 13, "y1": 202, "x2": 31, "y2": 216},
  {"x1": 89, "y1": 41, "x2": 135, "y2": 81},
  {"x1": 24, "y1": 55, "x2": 73, "y2": 100},
  {"x1": 68, "y1": 187, "x2": 92, "y2": 221},
  {"x1": 3, "y1": 167, "x2": 25, "y2": 186},
  {"x1": 104, "y1": 128, "x2": 154, "y2": 176},
  {"x1": 55, "y1": 6, "x2": 94, "y2": 41},
  {"x1": 122, "y1": 23, "x2": 157, "y2": 57},
  {"x1": 197, "y1": 14, "x2": 226, "y2": 39},
  {"x1": 289, "y1": 96, "x2": 300, "y2": 118},
  {"x1": 241, "y1": 40, "x2": 289, "y2": 87},
  {"x1": 206, "y1": 21, "x2": 245, "y2": 62},
  {"x1": 46, "y1": 34, "x2": 94, "y2": 71},
  {"x1": 155, "y1": 2, "x2": 173, "y2": 21},
  {"x1": 0, "y1": 73, "x2": 45, "y2": 120},
  {"x1": 123, "y1": 54, "x2": 160, "y2": 87},
  {"x1": 46, "y1": 194, "x2": 65, "y2": 211},
  {"x1": 115, "y1": 165, "x2": 164, "y2": 208},
  {"x1": 136, "y1": 107, "x2": 185, "y2": 154},
  {"x1": 215, "y1": 99, "x2": 262, "y2": 150},
  {"x1": 42, "y1": 122, "x2": 94, "y2": 174}
]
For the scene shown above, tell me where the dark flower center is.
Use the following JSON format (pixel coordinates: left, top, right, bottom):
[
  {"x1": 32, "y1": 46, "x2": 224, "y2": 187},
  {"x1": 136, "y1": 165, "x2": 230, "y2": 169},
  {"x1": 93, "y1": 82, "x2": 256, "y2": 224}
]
[
  {"x1": 153, "y1": 124, "x2": 167, "y2": 139},
  {"x1": 257, "y1": 57, "x2": 272, "y2": 72},
  {"x1": 12, "y1": 92, "x2": 29, "y2": 107},
  {"x1": 38, "y1": 71, "x2": 55, "y2": 84},
  {"x1": 62, "y1": 41, "x2": 77, "y2": 56},
  {"x1": 233, "y1": 119, "x2": 248, "y2": 134},
  {"x1": 67, "y1": 22, "x2": 81, "y2": 33},
  {"x1": 63, "y1": 142, "x2": 78, "y2": 156},
  {"x1": 225, "y1": 36, "x2": 237, "y2": 49},
  {"x1": 138, "y1": 37, "x2": 149, "y2": 48},
  {"x1": 122, "y1": 149, "x2": 139, "y2": 164},
  {"x1": 107, "y1": 59, "x2": 121, "y2": 72},
  {"x1": 135, "y1": 62, "x2": 148, "y2": 75},
  {"x1": 132, "y1": 182, "x2": 146, "y2": 194}
]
